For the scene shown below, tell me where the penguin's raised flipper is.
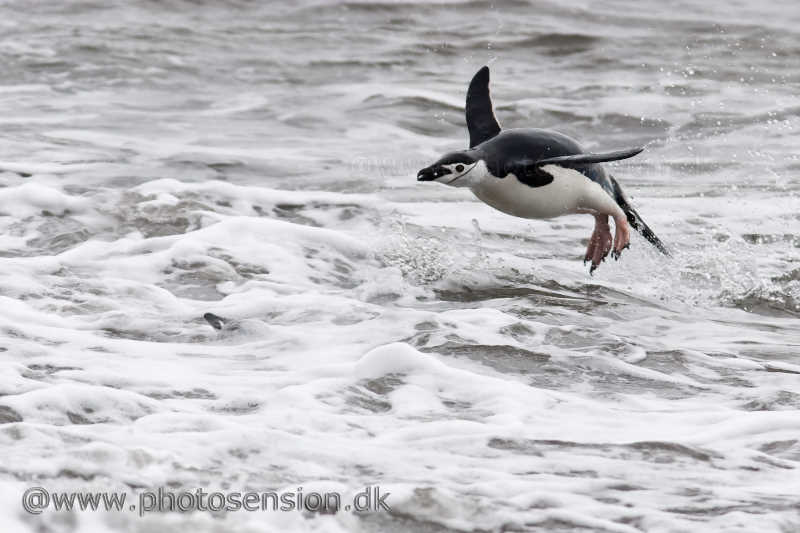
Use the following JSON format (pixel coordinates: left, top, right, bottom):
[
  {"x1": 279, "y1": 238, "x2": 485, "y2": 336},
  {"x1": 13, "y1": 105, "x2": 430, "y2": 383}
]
[
  {"x1": 535, "y1": 147, "x2": 644, "y2": 167},
  {"x1": 466, "y1": 66, "x2": 502, "y2": 148}
]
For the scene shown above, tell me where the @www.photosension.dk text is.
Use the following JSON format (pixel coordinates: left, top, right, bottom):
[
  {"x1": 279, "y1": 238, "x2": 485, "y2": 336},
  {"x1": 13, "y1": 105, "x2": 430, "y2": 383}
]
[{"x1": 21, "y1": 486, "x2": 391, "y2": 516}]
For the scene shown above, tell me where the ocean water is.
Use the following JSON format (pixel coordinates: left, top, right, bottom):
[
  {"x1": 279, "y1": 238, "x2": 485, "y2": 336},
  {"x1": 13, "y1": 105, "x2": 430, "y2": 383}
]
[{"x1": 0, "y1": 0, "x2": 799, "y2": 531}]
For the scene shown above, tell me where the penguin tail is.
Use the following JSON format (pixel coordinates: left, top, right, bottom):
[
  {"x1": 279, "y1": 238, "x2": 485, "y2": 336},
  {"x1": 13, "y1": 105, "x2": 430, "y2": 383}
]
[{"x1": 609, "y1": 176, "x2": 670, "y2": 256}]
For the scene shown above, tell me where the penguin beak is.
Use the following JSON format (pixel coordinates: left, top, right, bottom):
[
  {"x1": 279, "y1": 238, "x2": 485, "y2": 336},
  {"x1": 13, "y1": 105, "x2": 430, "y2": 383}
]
[
  {"x1": 417, "y1": 165, "x2": 450, "y2": 182},
  {"x1": 417, "y1": 167, "x2": 434, "y2": 181}
]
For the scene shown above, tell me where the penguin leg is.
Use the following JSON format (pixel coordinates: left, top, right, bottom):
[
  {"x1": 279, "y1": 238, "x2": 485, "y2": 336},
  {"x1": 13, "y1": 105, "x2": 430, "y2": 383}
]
[
  {"x1": 611, "y1": 213, "x2": 631, "y2": 260},
  {"x1": 577, "y1": 180, "x2": 632, "y2": 270},
  {"x1": 585, "y1": 214, "x2": 613, "y2": 273}
]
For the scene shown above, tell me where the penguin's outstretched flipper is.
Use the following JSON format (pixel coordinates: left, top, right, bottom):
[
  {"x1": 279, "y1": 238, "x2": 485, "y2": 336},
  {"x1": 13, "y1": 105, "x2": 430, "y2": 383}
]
[
  {"x1": 466, "y1": 66, "x2": 502, "y2": 148},
  {"x1": 536, "y1": 147, "x2": 644, "y2": 167}
]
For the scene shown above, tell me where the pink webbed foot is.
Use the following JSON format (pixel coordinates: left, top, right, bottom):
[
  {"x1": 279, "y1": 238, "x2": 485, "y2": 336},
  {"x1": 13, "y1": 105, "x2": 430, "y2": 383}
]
[
  {"x1": 584, "y1": 215, "x2": 613, "y2": 274},
  {"x1": 584, "y1": 214, "x2": 631, "y2": 274},
  {"x1": 611, "y1": 214, "x2": 631, "y2": 260}
]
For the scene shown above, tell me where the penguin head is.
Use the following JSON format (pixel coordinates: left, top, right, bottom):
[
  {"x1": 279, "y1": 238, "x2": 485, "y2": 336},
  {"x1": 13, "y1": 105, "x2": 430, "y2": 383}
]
[{"x1": 417, "y1": 150, "x2": 483, "y2": 188}]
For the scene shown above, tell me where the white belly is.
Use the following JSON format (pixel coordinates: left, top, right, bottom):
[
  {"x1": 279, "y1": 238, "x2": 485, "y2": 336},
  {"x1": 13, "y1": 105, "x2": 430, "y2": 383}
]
[{"x1": 470, "y1": 164, "x2": 622, "y2": 220}]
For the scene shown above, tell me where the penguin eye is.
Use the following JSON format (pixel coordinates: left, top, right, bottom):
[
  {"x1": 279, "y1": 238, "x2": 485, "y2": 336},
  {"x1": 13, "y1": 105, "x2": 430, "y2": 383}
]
[{"x1": 455, "y1": 164, "x2": 465, "y2": 173}]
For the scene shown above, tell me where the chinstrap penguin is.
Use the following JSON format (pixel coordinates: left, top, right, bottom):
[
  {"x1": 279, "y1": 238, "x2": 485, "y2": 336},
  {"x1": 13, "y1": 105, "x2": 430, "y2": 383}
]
[
  {"x1": 203, "y1": 312, "x2": 269, "y2": 338},
  {"x1": 417, "y1": 66, "x2": 669, "y2": 273}
]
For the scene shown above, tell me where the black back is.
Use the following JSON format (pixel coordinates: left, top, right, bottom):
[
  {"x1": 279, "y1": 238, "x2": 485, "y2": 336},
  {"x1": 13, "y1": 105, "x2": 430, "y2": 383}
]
[
  {"x1": 466, "y1": 66, "x2": 502, "y2": 148},
  {"x1": 476, "y1": 129, "x2": 613, "y2": 193}
]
